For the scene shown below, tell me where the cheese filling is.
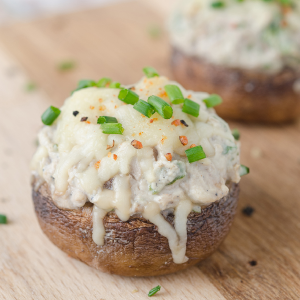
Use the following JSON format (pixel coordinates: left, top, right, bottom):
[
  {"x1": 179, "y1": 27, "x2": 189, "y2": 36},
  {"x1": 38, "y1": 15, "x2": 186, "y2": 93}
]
[
  {"x1": 31, "y1": 76, "x2": 240, "y2": 264},
  {"x1": 169, "y1": 0, "x2": 300, "y2": 74}
]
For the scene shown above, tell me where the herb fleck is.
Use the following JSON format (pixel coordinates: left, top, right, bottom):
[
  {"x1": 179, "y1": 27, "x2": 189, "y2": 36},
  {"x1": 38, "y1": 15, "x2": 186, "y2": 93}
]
[
  {"x1": 25, "y1": 82, "x2": 37, "y2": 92},
  {"x1": 81, "y1": 117, "x2": 88, "y2": 122},
  {"x1": 73, "y1": 111, "x2": 79, "y2": 117},
  {"x1": 58, "y1": 60, "x2": 76, "y2": 71},
  {"x1": 242, "y1": 206, "x2": 255, "y2": 217},
  {"x1": 180, "y1": 120, "x2": 189, "y2": 127},
  {"x1": 148, "y1": 285, "x2": 161, "y2": 297},
  {"x1": 249, "y1": 260, "x2": 257, "y2": 266}
]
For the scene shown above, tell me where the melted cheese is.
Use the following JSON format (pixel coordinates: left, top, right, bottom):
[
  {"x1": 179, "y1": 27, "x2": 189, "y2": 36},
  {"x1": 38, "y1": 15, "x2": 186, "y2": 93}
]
[
  {"x1": 31, "y1": 76, "x2": 240, "y2": 263},
  {"x1": 169, "y1": 0, "x2": 300, "y2": 74}
]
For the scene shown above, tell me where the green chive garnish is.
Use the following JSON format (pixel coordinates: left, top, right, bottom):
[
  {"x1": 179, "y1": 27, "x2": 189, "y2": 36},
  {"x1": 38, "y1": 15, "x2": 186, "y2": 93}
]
[
  {"x1": 133, "y1": 99, "x2": 155, "y2": 118},
  {"x1": 58, "y1": 60, "x2": 76, "y2": 71},
  {"x1": 211, "y1": 1, "x2": 225, "y2": 8},
  {"x1": 203, "y1": 94, "x2": 223, "y2": 108},
  {"x1": 97, "y1": 77, "x2": 112, "y2": 87},
  {"x1": 109, "y1": 81, "x2": 121, "y2": 89},
  {"x1": 0, "y1": 214, "x2": 7, "y2": 224},
  {"x1": 148, "y1": 95, "x2": 173, "y2": 119},
  {"x1": 72, "y1": 79, "x2": 97, "y2": 93},
  {"x1": 164, "y1": 85, "x2": 184, "y2": 104},
  {"x1": 232, "y1": 129, "x2": 240, "y2": 141},
  {"x1": 143, "y1": 66, "x2": 159, "y2": 78},
  {"x1": 101, "y1": 123, "x2": 124, "y2": 135},
  {"x1": 118, "y1": 89, "x2": 139, "y2": 105},
  {"x1": 41, "y1": 106, "x2": 61, "y2": 126},
  {"x1": 25, "y1": 82, "x2": 37, "y2": 92},
  {"x1": 97, "y1": 116, "x2": 118, "y2": 124},
  {"x1": 240, "y1": 165, "x2": 250, "y2": 176},
  {"x1": 182, "y1": 99, "x2": 200, "y2": 117},
  {"x1": 148, "y1": 285, "x2": 161, "y2": 297},
  {"x1": 185, "y1": 146, "x2": 206, "y2": 163}
]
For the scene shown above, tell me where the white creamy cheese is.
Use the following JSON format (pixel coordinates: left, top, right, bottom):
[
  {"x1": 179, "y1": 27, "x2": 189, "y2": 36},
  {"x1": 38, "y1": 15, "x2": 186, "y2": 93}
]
[
  {"x1": 31, "y1": 76, "x2": 240, "y2": 263},
  {"x1": 169, "y1": 0, "x2": 300, "y2": 74}
]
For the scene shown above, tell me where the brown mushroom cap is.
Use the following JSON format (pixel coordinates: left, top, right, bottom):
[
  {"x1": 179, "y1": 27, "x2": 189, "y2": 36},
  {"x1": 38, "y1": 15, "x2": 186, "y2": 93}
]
[
  {"x1": 171, "y1": 47, "x2": 300, "y2": 123},
  {"x1": 32, "y1": 180, "x2": 239, "y2": 276}
]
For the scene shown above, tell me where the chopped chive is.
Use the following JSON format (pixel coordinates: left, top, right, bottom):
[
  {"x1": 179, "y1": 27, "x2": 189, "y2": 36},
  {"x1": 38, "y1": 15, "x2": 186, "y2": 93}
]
[
  {"x1": 72, "y1": 79, "x2": 97, "y2": 94},
  {"x1": 133, "y1": 99, "x2": 155, "y2": 118},
  {"x1": 211, "y1": 1, "x2": 225, "y2": 8},
  {"x1": 203, "y1": 94, "x2": 223, "y2": 108},
  {"x1": 41, "y1": 106, "x2": 61, "y2": 126},
  {"x1": 97, "y1": 116, "x2": 118, "y2": 124},
  {"x1": 0, "y1": 214, "x2": 7, "y2": 224},
  {"x1": 148, "y1": 95, "x2": 173, "y2": 119},
  {"x1": 240, "y1": 165, "x2": 250, "y2": 176},
  {"x1": 58, "y1": 60, "x2": 76, "y2": 71},
  {"x1": 101, "y1": 123, "x2": 124, "y2": 135},
  {"x1": 25, "y1": 82, "x2": 37, "y2": 92},
  {"x1": 147, "y1": 24, "x2": 162, "y2": 39},
  {"x1": 143, "y1": 66, "x2": 159, "y2": 78},
  {"x1": 185, "y1": 145, "x2": 206, "y2": 163},
  {"x1": 182, "y1": 99, "x2": 200, "y2": 117},
  {"x1": 232, "y1": 129, "x2": 240, "y2": 140},
  {"x1": 118, "y1": 89, "x2": 139, "y2": 105},
  {"x1": 109, "y1": 81, "x2": 121, "y2": 89},
  {"x1": 164, "y1": 85, "x2": 184, "y2": 104},
  {"x1": 148, "y1": 285, "x2": 161, "y2": 297},
  {"x1": 97, "y1": 77, "x2": 112, "y2": 87}
]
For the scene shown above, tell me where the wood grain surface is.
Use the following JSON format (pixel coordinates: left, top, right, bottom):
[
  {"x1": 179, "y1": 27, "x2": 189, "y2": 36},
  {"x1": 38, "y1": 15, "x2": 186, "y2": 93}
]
[{"x1": 0, "y1": 1, "x2": 300, "y2": 299}]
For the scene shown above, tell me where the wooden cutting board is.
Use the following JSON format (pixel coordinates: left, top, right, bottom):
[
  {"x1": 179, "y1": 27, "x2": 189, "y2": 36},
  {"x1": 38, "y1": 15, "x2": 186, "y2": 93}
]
[{"x1": 0, "y1": 1, "x2": 300, "y2": 299}]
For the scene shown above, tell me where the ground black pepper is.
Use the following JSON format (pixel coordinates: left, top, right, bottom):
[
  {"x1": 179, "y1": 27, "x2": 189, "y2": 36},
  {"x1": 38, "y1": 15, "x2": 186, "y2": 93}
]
[{"x1": 242, "y1": 206, "x2": 255, "y2": 217}]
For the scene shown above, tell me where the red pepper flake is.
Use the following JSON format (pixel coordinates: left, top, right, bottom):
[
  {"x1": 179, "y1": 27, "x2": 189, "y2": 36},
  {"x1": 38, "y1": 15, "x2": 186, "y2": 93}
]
[
  {"x1": 171, "y1": 119, "x2": 180, "y2": 126},
  {"x1": 81, "y1": 117, "x2": 88, "y2": 122},
  {"x1": 108, "y1": 152, "x2": 112, "y2": 158},
  {"x1": 113, "y1": 154, "x2": 118, "y2": 161},
  {"x1": 158, "y1": 91, "x2": 167, "y2": 98},
  {"x1": 153, "y1": 118, "x2": 158, "y2": 121},
  {"x1": 106, "y1": 140, "x2": 115, "y2": 150},
  {"x1": 86, "y1": 121, "x2": 91, "y2": 124},
  {"x1": 187, "y1": 94, "x2": 192, "y2": 99},
  {"x1": 114, "y1": 105, "x2": 118, "y2": 109},
  {"x1": 179, "y1": 136, "x2": 188, "y2": 146},
  {"x1": 131, "y1": 140, "x2": 143, "y2": 149},
  {"x1": 139, "y1": 132, "x2": 143, "y2": 136},
  {"x1": 190, "y1": 144, "x2": 196, "y2": 148},
  {"x1": 99, "y1": 98, "x2": 103, "y2": 103},
  {"x1": 165, "y1": 153, "x2": 172, "y2": 161},
  {"x1": 94, "y1": 160, "x2": 101, "y2": 170},
  {"x1": 99, "y1": 105, "x2": 106, "y2": 111},
  {"x1": 90, "y1": 106, "x2": 95, "y2": 110},
  {"x1": 140, "y1": 89, "x2": 143, "y2": 91},
  {"x1": 161, "y1": 135, "x2": 167, "y2": 144},
  {"x1": 129, "y1": 86, "x2": 136, "y2": 91},
  {"x1": 150, "y1": 119, "x2": 154, "y2": 123}
]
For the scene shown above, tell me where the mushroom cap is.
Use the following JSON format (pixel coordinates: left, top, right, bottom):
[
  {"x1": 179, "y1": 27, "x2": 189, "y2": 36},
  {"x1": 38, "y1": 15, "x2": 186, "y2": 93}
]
[
  {"x1": 171, "y1": 47, "x2": 300, "y2": 123},
  {"x1": 32, "y1": 180, "x2": 239, "y2": 276}
]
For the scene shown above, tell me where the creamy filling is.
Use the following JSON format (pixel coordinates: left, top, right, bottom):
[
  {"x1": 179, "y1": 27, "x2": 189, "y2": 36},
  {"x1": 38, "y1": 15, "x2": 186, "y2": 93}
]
[
  {"x1": 169, "y1": 0, "x2": 300, "y2": 74},
  {"x1": 31, "y1": 76, "x2": 240, "y2": 263}
]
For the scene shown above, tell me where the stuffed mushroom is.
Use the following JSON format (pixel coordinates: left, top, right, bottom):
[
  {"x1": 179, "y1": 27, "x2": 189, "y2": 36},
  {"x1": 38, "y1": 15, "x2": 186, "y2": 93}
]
[
  {"x1": 31, "y1": 69, "x2": 247, "y2": 276},
  {"x1": 169, "y1": 0, "x2": 300, "y2": 123}
]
